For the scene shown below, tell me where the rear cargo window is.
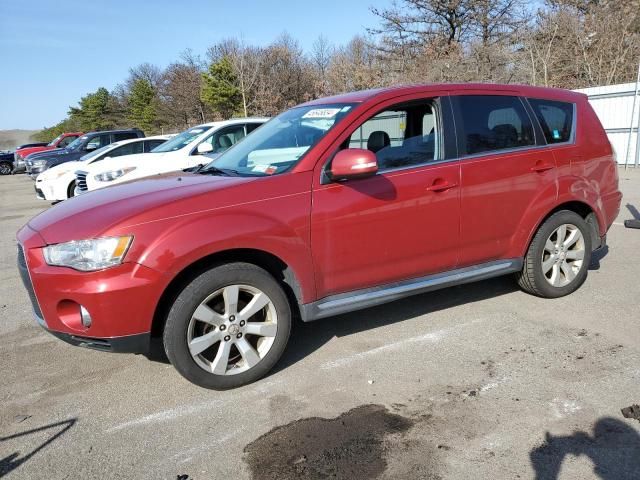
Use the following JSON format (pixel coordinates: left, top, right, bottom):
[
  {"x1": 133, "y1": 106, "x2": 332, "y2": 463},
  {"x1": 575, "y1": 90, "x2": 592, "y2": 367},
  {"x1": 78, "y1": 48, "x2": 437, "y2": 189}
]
[
  {"x1": 528, "y1": 98, "x2": 575, "y2": 144},
  {"x1": 454, "y1": 95, "x2": 535, "y2": 156}
]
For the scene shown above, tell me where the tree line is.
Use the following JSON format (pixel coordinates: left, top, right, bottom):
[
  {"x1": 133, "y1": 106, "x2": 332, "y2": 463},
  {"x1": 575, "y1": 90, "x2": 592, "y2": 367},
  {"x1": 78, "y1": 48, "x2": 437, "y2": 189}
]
[{"x1": 33, "y1": 0, "x2": 640, "y2": 141}]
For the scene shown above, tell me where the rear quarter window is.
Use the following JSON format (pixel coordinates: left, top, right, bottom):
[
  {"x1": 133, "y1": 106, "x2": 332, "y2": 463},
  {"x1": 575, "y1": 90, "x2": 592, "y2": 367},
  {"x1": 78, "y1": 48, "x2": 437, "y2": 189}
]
[{"x1": 528, "y1": 98, "x2": 575, "y2": 144}]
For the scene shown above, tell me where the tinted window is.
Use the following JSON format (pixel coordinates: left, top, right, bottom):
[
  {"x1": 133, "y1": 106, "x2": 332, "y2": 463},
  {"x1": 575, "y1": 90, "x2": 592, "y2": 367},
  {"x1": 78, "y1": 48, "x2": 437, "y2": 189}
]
[
  {"x1": 108, "y1": 142, "x2": 143, "y2": 158},
  {"x1": 114, "y1": 132, "x2": 139, "y2": 141},
  {"x1": 144, "y1": 139, "x2": 166, "y2": 152},
  {"x1": 85, "y1": 134, "x2": 110, "y2": 150},
  {"x1": 345, "y1": 101, "x2": 439, "y2": 170},
  {"x1": 58, "y1": 135, "x2": 77, "y2": 147},
  {"x1": 456, "y1": 95, "x2": 535, "y2": 155},
  {"x1": 528, "y1": 98, "x2": 574, "y2": 144},
  {"x1": 246, "y1": 123, "x2": 262, "y2": 134}
]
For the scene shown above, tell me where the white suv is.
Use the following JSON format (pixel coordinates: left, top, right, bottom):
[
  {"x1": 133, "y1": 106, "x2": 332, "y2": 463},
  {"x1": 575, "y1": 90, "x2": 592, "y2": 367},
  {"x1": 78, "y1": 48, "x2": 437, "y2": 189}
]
[
  {"x1": 34, "y1": 136, "x2": 171, "y2": 201},
  {"x1": 78, "y1": 119, "x2": 268, "y2": 193}
]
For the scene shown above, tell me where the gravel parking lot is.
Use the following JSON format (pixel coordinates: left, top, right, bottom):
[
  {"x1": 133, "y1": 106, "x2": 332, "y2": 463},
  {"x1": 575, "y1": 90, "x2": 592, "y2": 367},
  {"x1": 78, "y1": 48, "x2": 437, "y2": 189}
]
[{"x1": 1, "y1": 170, "x2": 639, "y2": 480}]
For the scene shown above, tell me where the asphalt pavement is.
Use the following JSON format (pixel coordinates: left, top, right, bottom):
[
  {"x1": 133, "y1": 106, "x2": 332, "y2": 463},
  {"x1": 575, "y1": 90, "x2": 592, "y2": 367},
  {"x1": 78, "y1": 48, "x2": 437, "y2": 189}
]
[{"x1": 1, "y1": 170, "x2": 639, "y2": 479}]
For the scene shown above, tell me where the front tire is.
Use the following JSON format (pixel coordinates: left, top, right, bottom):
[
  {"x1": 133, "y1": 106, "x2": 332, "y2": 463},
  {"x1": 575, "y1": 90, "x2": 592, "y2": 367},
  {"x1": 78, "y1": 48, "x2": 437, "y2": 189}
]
[
  {"x1": 67, "y1": 180, "x2": 77, "y2": 198},
  {"x1": 517, "y1": 210, "x2": 592, "y2": 298},
  {"x1": 163, "y1": 263, "x2": 291, "y2": 389},
  {"x1": 0, "y1": 162, "x2": 12, "y2": 175}
]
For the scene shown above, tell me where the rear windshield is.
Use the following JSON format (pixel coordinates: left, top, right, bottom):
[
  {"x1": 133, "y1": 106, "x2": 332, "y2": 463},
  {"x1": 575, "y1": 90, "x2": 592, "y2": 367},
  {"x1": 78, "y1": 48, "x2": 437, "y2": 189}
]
[{"x1": 528, "y1": 98, "x2": 575, "y2": 144}]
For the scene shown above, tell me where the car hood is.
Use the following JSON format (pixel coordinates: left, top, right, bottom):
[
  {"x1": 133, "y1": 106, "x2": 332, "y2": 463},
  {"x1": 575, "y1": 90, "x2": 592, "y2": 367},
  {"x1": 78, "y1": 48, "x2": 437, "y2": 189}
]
[
  {"x1": 26, "y1": 148, "x2": 67, "y2": 160},
  {"x1": 17, "y1": 146, "x2": 54, "y2": 158},
  {"x1": 27, "y1": 171, "x2": 253, "y2": 244}
]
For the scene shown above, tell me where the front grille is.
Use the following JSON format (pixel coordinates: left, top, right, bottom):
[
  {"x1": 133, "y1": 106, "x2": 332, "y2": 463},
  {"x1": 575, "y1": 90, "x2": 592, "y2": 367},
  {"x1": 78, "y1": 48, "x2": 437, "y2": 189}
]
[
  {"x1": 76, "y1": 170, "x2": 88, "y2": 192},
  {"x1": 17, "y1": 244, "x2": 44, "y2": 319}
]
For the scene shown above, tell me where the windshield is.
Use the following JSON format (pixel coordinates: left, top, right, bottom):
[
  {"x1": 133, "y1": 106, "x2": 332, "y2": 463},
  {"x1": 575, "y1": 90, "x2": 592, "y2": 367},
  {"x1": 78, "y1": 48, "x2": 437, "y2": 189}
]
[
  {"x1": 202, "y1": 104, "x2": 354, "y2": 176},
  {"x1": 152, "y1": 126, "x2": 212, "y2": 153},
  {"x1": 79, "y1": 143, "x2": 117, "y2": 162},
  {"x1": 65, "y1": 136, "x2": 87, "y2": 151},
  {"x1": 47, "y1": 134, "x2": 64, "y2": 147}
]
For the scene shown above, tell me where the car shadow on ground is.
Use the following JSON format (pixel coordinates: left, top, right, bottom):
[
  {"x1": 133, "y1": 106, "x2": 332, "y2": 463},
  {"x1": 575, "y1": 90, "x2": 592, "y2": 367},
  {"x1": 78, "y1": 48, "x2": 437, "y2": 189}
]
[
  {"x1": 273, "y1": 275, "x2": 520, "y2": 374},
  {"x1": 530, "y1": 417, "x2": 640, "y2": 479},
  {"x1": 0, "y1": 419, "x2": 76, "y2": 478}
]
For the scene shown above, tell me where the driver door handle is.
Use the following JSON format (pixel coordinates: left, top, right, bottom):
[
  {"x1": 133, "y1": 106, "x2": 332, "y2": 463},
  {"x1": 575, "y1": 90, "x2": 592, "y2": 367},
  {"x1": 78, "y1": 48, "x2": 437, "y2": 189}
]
[{"x1": 426, "y1": 180, "x2": 458, "y2": 192}]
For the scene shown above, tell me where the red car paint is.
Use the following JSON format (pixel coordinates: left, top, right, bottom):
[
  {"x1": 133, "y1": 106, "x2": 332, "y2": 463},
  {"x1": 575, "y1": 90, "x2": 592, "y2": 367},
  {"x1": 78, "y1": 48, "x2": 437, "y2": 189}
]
[
  {"x1": 18, "y1": 84, "x2": 621, "y2": 350},
  {"x1": 15, "y1": 132, "x2": 84, "y2": 159}
]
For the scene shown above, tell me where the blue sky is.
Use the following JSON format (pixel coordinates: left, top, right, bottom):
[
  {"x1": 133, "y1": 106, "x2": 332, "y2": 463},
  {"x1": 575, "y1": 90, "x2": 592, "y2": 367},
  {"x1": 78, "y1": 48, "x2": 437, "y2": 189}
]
[{"x1": 0, "y1": 0, "x2": 389, "y2": 130}]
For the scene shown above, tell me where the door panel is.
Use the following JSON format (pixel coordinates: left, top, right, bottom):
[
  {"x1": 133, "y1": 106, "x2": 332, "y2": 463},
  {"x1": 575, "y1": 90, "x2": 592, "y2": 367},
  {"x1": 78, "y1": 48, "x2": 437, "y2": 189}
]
[
  {"x1": 458, "y1": 149, "x2": 557, "y2": 266},
  {"x1": 311, "y1": 161, "x2": 460, "y2": 298},
  {"x1": 451, "y1": 93, "x2": 558, "y2": 266}
]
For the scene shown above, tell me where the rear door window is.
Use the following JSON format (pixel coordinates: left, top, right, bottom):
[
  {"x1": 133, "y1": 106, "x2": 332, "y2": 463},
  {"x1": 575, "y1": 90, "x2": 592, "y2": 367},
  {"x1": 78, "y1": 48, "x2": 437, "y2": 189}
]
[
  {"x1": 528, "y1": 98, "x2": 575, "y2": 144},
  {"x1": 454, "y1": 95, "x2": 535, "y2": 156}
]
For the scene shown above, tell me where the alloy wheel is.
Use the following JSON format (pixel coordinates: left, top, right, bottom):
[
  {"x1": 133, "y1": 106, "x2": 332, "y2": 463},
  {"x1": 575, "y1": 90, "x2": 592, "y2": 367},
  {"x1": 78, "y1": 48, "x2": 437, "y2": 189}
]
[
  {"x1": 187, "y1": 284, "x2": 277, "y2": 375},
  {"x1": 541, "y1": 223, "x2": 585, "y2": 287}
]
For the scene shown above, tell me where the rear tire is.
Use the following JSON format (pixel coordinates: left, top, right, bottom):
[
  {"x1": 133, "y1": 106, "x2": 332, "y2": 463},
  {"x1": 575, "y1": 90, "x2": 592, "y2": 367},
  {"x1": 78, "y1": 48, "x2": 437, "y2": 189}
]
[
  {"x1": 517, "y1": 210, "x2": 592, "y2": 298},
  {"x1": 163, "y1": 263, "x2": 291, "y2": 389},
  {"x1": 0, "y1": 162, "x2": 12, "y2": 175}
]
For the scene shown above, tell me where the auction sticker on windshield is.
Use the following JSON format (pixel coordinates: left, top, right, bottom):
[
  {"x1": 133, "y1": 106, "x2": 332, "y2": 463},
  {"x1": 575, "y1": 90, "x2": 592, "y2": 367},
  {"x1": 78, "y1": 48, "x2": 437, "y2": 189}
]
[{"x1": 302, "y1": 108, "x2": 342, "y2": 119}]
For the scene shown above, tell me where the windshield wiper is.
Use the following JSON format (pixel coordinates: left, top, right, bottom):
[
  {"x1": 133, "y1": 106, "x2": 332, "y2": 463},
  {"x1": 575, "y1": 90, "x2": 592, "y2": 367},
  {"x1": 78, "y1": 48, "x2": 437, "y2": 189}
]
[{"x1": 198, "y1": 166, "x2": 239, "y2": 176}]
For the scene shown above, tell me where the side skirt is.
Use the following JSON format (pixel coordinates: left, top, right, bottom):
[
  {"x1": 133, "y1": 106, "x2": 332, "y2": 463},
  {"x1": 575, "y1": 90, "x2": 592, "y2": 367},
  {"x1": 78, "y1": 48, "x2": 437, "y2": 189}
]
[{"x1": 300, "y1": 258, "x2": 523, "y2": 322}]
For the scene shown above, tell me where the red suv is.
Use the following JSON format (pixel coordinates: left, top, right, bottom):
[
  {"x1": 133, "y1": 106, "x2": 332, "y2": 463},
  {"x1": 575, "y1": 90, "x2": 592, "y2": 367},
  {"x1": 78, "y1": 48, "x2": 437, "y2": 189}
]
[{"x1": 17, "y1": 84, "x2": 621, "y2": 389}]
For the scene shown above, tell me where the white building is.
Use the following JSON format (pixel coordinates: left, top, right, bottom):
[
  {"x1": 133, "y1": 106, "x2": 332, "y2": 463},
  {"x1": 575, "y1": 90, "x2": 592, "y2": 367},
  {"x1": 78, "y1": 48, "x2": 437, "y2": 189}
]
[{"x1": 574, "y1": 82, "x2": 640, "y2": 166}]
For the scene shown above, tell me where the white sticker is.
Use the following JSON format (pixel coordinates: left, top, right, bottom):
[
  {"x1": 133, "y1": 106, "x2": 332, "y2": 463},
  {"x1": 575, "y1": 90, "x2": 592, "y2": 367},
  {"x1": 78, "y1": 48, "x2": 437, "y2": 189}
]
[{"x1": 302, "y1": 108, "x2": 341, "y2": 119}]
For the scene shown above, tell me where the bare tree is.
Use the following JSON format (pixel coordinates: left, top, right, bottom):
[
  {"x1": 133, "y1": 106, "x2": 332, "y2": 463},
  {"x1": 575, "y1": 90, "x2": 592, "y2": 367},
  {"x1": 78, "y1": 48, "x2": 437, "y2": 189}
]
[{"x1": 311, "y1": 35, "x2": 334, "y2": 95}]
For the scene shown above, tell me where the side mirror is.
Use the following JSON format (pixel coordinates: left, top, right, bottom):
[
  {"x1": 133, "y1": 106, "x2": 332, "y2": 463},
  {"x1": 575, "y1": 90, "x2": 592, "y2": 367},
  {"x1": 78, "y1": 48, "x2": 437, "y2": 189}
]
[
  {"x1": 196, "y1": 143, "x2": 213, "y2": 154},
  {"x1": 330, "y1": 149, "x2": 378, "y2": 181}
]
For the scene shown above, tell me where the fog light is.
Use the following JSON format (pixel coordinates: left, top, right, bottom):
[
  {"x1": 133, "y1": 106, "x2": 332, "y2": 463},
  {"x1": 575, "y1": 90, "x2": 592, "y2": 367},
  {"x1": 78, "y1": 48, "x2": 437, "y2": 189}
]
[{"x1": 80, "y1": 305, "x2": 92, "y2": 328}]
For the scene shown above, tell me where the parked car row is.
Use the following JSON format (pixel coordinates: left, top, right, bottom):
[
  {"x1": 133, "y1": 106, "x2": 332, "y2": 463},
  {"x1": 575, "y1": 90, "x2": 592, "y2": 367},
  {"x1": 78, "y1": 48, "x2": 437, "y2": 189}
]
[
  {"x1": 17, "y1": 84, "x2": 621, "y2": 390},
  {"x1": 34, "y1": 135, "x2": 172, "y2": 201}
]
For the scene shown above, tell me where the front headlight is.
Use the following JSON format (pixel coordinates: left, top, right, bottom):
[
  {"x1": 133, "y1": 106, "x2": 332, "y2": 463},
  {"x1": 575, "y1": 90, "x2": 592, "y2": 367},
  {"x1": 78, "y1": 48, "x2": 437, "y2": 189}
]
[
  {"x1": 94, "y1": 167, "x2": 136, "y2": 182},
  {"x1": 43, "y1": 236, "x2": 133, "y2": 271},
  {"x1": 32, "y1": 159, "x2": 46, "y2": 167}
]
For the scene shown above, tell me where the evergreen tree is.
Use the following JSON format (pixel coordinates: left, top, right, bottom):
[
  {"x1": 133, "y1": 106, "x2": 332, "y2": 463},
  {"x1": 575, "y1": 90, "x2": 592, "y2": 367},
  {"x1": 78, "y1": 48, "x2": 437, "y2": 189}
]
[
  {"x1": 127, "y1": 78, "x2": 158, "y2": 132},
  {"x1": 201, "y1": 56, "x2": 241, "y2": 119},
  {"x1": 68, "y1": 87, "x2": 115, "y2": 131}
]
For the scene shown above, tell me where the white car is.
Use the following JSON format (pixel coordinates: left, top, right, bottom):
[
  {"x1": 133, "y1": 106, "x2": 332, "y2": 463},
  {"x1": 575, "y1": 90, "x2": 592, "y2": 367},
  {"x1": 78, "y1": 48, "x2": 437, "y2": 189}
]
[
  {"x1": 34, "y1": 135, "x2": 171, "y2": 201},
  {"x1": 79, "y1": 118, "x2": 268, "y2": 192}
]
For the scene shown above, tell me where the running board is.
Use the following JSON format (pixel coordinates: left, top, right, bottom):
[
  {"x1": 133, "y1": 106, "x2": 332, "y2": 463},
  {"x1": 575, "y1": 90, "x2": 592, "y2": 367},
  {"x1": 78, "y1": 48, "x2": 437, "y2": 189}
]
[{"x1": 300, "y1": 258, "x2": 523, "y2": 322}]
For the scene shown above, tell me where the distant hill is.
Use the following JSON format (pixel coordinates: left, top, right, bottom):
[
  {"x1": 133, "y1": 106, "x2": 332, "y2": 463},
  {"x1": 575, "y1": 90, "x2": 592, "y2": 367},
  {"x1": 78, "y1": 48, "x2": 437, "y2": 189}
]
[{"x1": 0, "y1": 130, "x2": 41, "y2": 151}]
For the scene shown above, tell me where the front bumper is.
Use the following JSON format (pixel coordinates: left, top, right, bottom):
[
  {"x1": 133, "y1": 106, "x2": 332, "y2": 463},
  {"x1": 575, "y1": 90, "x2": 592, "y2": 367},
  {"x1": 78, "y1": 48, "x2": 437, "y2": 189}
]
[
  {"x1": 13, "y1": 155, "x2": 26, "y2": 173},
  {"x1": 17, "y1": 226, "x2": 166, "y2": 353},
  {"x1": 29, "y1": 166, "x2": 45, "y2": 179},
  {"x1": 34, "y1": 311, "x2": 150, "y2": 353}
]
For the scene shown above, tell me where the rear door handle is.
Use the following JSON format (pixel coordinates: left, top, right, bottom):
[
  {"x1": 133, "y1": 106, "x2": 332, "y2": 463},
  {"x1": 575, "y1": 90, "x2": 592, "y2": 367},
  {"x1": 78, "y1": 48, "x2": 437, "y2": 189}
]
[
  {"x1": 426, "y1": 180, "x2": 458, "y2": 192},
  {"x1": 531, "y1": 162, "x2": 555, "y2": 173}
]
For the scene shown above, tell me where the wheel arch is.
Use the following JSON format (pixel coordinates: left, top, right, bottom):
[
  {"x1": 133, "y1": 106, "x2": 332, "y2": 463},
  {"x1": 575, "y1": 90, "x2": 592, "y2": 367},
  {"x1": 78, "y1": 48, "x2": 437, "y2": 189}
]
[
  {"x1": 151, "y1": 248, "x2": 303, "y2": 337},
  {"x1": 522, "y1": 200, "x2": 600, "y2": 258}
]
